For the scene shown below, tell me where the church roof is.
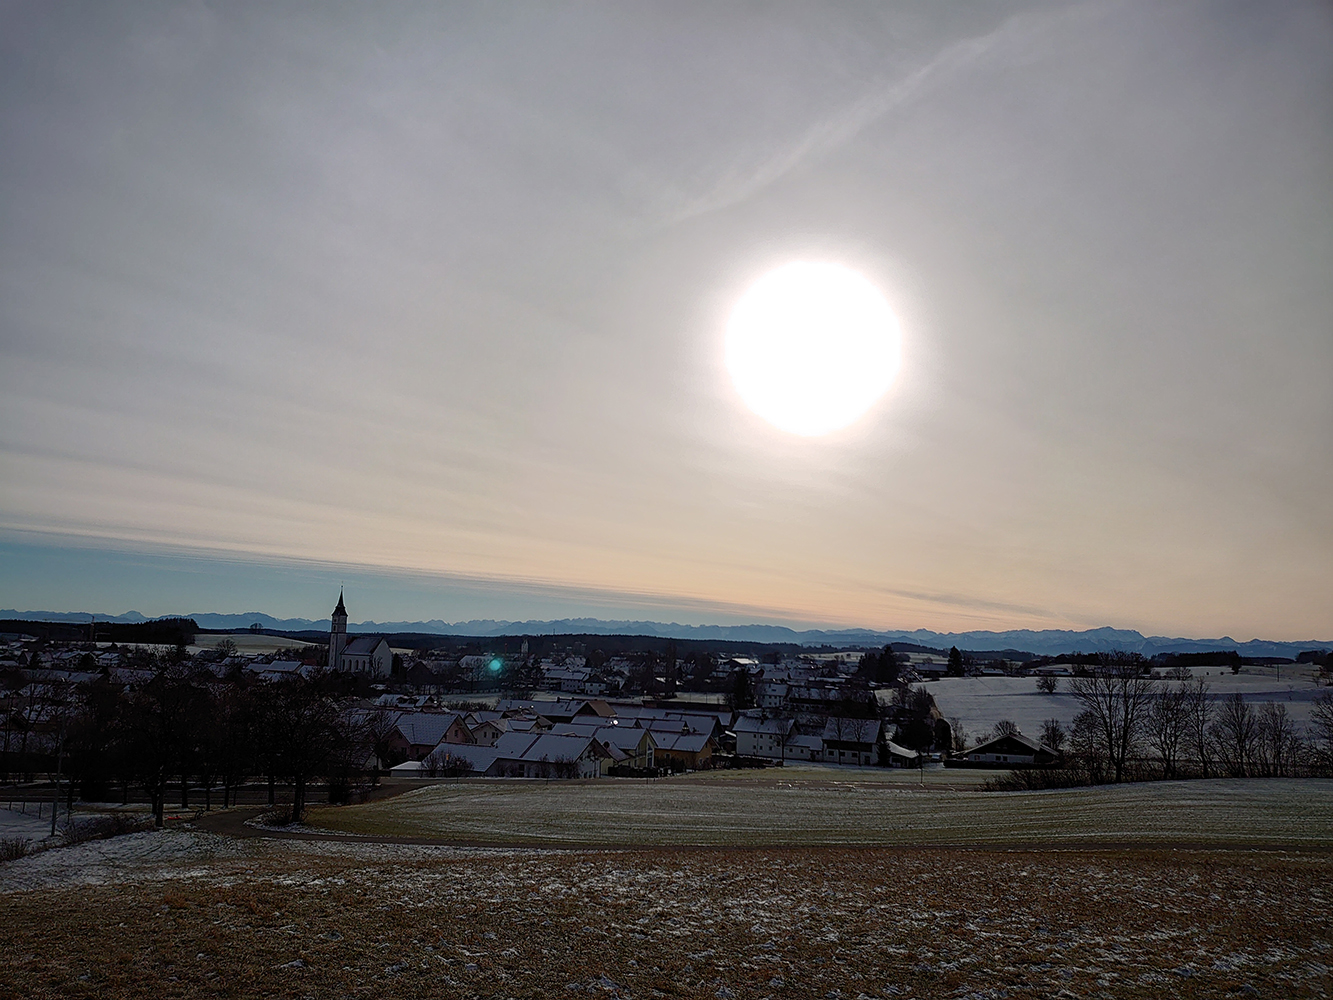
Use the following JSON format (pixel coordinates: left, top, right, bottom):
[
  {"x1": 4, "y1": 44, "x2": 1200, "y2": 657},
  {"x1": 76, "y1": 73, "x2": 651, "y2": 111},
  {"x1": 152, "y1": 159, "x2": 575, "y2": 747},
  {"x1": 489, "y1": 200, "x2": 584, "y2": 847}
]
[
  {"x1": 344, "y1": 635, "x2": 387, "y2": 655},
  {"x1": 333, "y1": 590, "x2": 347, "y2": 616}
]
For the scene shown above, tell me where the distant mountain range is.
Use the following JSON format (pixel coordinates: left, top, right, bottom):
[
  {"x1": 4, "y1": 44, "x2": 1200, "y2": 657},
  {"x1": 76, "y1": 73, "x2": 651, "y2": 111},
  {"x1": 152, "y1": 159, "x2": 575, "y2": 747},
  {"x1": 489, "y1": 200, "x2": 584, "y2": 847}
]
[{"x1": 3, "y1": 609, "x2": 1329, "y2": 659}]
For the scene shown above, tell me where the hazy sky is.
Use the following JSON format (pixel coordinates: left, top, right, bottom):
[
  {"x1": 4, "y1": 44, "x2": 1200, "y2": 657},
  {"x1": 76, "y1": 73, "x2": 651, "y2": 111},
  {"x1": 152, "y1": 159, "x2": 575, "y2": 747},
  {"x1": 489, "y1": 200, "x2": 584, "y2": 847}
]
[{"x1": 1, "y1": 1, "x2": 1330, "y2": 638}]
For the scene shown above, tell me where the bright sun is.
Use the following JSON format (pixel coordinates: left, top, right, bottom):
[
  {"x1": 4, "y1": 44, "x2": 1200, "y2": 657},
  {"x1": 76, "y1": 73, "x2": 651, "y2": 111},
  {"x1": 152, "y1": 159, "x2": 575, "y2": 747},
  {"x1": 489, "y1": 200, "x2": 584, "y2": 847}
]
[{"x1": 725, "y1": 261, "x2": 901, "y2": 437}]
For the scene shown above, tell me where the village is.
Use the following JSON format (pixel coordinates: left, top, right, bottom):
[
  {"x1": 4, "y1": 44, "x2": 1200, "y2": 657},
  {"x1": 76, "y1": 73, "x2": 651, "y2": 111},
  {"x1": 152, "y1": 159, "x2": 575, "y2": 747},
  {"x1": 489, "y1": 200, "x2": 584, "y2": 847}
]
[
  {"x1": 1, "y1": 594, "x2": 1114, "y2": 820},
  {"x1": 4, "y1": 595, "x2": 1328, "y2": 827}
]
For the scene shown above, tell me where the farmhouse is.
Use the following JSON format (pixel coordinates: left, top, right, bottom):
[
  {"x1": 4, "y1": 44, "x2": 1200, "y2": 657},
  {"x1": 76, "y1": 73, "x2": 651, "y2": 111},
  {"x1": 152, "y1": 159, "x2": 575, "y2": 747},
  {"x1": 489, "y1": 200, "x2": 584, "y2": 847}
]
[{"x1": 947, "y1": 732, "x2": 1060, "y2": 768}]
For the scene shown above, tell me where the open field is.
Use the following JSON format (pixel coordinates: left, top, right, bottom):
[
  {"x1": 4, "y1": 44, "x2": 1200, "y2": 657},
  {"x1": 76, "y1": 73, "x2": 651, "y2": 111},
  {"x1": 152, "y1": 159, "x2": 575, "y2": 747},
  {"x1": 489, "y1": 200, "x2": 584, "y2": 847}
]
[
  {"x1": 3, "y1": 829, "x2": 1331, "y2": 999},
  {"x1": 306, "y1": 770, "x2": 1333, "y2": 848},
  {"x1": 188, "y1": 633, "x2": 313, "y2": 655}
]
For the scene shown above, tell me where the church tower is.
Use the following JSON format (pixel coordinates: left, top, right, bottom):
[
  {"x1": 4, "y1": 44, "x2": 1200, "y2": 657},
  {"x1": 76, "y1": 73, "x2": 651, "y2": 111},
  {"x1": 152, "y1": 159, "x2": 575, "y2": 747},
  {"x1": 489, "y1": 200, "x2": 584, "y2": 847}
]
[{"x1": 329, "y1": 590, "x2": 348, "y2": 671}]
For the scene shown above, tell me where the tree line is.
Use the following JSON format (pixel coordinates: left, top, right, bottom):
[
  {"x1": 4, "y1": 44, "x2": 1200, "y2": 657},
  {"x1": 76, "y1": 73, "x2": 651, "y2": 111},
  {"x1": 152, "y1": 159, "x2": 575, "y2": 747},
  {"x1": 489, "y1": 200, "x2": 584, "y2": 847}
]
[
  {"x1": 1000, "y1": 652, "x2": 1333, "y2": 786},
  {"x1": 10, "y1": 656, "x2": 367, "y2": 825}
]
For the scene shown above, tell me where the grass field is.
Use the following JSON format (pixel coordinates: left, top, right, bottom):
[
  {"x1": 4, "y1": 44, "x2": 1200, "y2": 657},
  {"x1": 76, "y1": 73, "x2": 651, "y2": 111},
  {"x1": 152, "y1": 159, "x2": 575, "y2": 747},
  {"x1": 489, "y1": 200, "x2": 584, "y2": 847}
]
[{"x1": 306, "y1": 769, "x2": 1333, "y2": 848}]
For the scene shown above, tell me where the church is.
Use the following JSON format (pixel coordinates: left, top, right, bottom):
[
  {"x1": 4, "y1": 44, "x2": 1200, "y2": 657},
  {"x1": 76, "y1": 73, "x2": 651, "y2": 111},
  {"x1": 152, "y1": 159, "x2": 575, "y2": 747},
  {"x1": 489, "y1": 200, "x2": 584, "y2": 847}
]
[{"x1": 328, "y1": 590, "x2": 391, "y2": 677}]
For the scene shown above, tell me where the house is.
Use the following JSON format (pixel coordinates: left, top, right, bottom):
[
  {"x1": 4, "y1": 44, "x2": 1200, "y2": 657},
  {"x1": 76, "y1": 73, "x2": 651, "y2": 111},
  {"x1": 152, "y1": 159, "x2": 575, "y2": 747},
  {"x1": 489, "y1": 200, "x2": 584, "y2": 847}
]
[
  {"x1": 821, "y1": 717, "x2": 882, "y2": 767},
  {"x1": 551, "y1": 723, "x2": 656, "y2": 768},
  {"x1": 755, "y1": 681, "x2": 789, "y2": 710},
  {"x1": 390, "y1": 712, "x2": 472, "y2": 760},
  {"x1": 392, "y1": 742, "x2": 499, "y2": 777},
  {"x1": 494, "y1": 698, "x2": 613, "y2": 725},
  {"x1": 882, "y1": 740, "x2": 921, "y2": 767},
  {"x1": 491, "y1": 731, "x2": 612, "y2": 778},
  {"x1": 784, "y1": 733, "x2": 824, "y2": 762},
  {"x1": 946, "y1": 732, "x2": 1060, "y2": 768},
  {"x1": 468, "y1": 718, "x2": 510, "y2": 747},
  {"x1": 254, "y1": 659, "x2": 306, "y2": 681},
  {"x1": 651, "y1": 730, "x2": 715, "y2": 770},
  {"x1": 732, "y1": 713, "x2": 796, "y2": 759}
]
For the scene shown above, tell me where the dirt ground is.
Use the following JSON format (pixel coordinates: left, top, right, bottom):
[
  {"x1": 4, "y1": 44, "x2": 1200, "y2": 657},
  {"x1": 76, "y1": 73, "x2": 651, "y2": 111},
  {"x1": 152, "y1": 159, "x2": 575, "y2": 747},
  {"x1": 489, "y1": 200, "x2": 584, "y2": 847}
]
[{"x1": 2, "y1": 828, "x2": 1330, "y2": 999}]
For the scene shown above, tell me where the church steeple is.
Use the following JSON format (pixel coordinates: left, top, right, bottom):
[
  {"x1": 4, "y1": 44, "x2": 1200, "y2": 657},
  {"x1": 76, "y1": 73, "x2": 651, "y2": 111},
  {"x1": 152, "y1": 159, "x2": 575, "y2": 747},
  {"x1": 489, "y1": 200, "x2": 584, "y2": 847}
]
[{"x1": 330, "y1": 589, "x2": 348, "y2": 671}]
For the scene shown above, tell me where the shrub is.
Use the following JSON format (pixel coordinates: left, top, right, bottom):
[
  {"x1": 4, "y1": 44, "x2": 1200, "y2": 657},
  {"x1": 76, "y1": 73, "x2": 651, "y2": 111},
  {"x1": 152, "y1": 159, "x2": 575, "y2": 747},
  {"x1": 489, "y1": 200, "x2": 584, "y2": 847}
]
[
  {"x1": 0, "y1": 836, "x2": 31, "y2": 862},
  {"x1": 326, "y1": 775, "x2": 352, "y2": 805},
  {"x1": 259, "y1": 801, "x2": 296, "y2": 826},
  {"x1": 982, "y1": 767, "x2": 1092, "y2": 791}
]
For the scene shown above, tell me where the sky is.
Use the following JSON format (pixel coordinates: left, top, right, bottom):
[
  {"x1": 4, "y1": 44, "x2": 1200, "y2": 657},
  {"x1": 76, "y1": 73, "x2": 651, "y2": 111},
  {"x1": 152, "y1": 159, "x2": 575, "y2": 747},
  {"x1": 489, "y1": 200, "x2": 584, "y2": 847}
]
[{"x1": 1, "y1": 1, "x2": 1330, "y2": 639}]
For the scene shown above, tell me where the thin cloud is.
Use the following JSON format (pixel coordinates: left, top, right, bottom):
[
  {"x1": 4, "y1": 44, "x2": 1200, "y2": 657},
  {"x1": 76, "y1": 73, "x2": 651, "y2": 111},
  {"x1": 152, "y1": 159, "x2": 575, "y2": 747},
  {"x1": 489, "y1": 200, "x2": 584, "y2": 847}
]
[{"x1": 667, "y1": 3, "x2": 1105, "y2": 224}]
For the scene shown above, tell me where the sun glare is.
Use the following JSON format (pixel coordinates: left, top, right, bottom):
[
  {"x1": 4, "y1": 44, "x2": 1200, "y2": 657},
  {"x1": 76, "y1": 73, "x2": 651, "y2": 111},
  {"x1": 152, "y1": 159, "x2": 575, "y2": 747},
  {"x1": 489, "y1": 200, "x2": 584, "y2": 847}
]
[{"x1": 725, "y1": 262, "x2": 901, "y2": 437}]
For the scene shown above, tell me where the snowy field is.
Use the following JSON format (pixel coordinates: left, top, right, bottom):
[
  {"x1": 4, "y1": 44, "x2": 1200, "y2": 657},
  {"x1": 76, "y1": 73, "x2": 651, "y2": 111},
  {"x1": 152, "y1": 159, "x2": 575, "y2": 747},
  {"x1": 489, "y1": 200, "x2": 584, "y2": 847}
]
[
  {"x1": 2, "y1": 828, "x2": 1330, "y2": 999},
  {"x1": 188, "y1": 633, "x2": 313, "y2": 655},
  {"x1": 307, "y1": 771, "x2": 1333, "y2": 848},
  {"x1": 923, "y1": 669, "x2": 1327, "y2": 744},
  {"x1": 0, "y1": 806, "x2": 56, "y2": 842}
]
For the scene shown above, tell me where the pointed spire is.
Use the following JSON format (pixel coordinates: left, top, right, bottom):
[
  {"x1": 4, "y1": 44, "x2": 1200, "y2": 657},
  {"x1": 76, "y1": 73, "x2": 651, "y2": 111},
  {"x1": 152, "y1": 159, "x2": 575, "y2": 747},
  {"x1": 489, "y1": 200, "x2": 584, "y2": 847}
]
[{"x1": 334, "y1": 589, "x2": 347, "y2": 616}]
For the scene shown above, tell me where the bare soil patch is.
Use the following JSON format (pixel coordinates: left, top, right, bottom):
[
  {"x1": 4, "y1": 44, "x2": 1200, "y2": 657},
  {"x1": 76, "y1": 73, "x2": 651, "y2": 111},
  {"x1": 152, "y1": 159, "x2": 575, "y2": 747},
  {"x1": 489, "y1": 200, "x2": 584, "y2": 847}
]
[{"x1": 1, "y1": 830, "x2": 1330, "y2": 999}]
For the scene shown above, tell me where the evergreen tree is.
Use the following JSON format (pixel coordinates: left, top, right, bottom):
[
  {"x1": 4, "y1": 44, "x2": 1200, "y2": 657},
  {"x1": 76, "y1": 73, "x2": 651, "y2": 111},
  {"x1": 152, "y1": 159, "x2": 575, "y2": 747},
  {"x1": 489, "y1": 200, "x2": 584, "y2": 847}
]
[{"x1": 947, "y1": 646, "x2": 964, "y2": 677}]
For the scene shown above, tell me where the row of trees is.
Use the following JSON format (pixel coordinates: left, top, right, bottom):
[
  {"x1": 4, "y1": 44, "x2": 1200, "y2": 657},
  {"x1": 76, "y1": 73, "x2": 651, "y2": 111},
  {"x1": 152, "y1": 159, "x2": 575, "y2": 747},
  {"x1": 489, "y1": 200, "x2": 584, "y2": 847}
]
[
  {"x1": 1016, "y1": 653, "x2": 1333, "y2": 783},
  {"x1": 31, "y1": 662, "x2": 363, "y2": 825}
]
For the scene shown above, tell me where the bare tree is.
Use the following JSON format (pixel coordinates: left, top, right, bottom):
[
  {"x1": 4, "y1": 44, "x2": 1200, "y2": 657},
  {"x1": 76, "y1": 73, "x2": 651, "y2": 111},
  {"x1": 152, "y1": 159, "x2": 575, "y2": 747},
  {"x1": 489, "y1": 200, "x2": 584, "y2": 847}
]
[
  {"x1": 125, "y1": 664, "x2": 199, "y2": 827},
  {"x1": 1039, "y1": 718, "x2": 1066, "y2": 753},
  {"x1": 1183, "y1": 678, "x2": 1215, "y2": 778},
  {"x1": 1036, "y1": 675, "x2": 1059, "y2": 695},
  {"x1": 1067, "y1": 653, "x2": 1156, "y2": 783},
  {"x1": 1069, "y1": 709, "x2": 1108, "y2": 784},
  {"x1": 270, "y1": 672, "x2": 348, "y2": 823},
  {"x1": 1147, "y1": 682, "x2": 1192, "y2": 778},
  {"x1": 363, "y1": 708, "x2": 402, "y2": 775},
  {"x1": 949, "y1": 716, "x2": 968, "y2": 753},
  {"x1": 991, "y1": 719, "x2": 1021, "y2": 739},
  {"x1": 1311, "y1": 692, "x2": 1333, "y2": 774},
  {"x1": 1254, "y1": 702, "x2": 1298, "y2": 777},
  {"x1": 1211, "y1": 692, "x2": 1256, "y2": 778}
]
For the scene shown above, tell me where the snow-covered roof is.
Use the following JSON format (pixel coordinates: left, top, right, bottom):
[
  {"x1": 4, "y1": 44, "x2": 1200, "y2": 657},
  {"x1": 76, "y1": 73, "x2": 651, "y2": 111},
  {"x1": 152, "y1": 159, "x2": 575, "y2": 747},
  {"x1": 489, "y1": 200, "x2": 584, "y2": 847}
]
[
  {"x1": 344, "y1": 636, "x2": 387, "y2": 655},
  {"x1": 732, "y1": 714, "x2": 794, "y2": 736},
  {"x1": 821, "y1": 717, "x2": 882, "y2": 743},
  {"x1": 651, "y1": 731, "x2": 712, "y2": 754},
  {"x1": 884, "y1": 740, "x2": 919, "y2": 759},
  {"x1": 967, "y1": 732, "x2": 1053, "y2": 756},
  {"x1": 786, "y1": 734, "x2": 823, "y2": 751},
  {"x1": 493, "y1": 731, "x2": 606, "y2": 763},
  {"x1": 395, "y1": 712, "x2": 461, "y2": 748}
]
